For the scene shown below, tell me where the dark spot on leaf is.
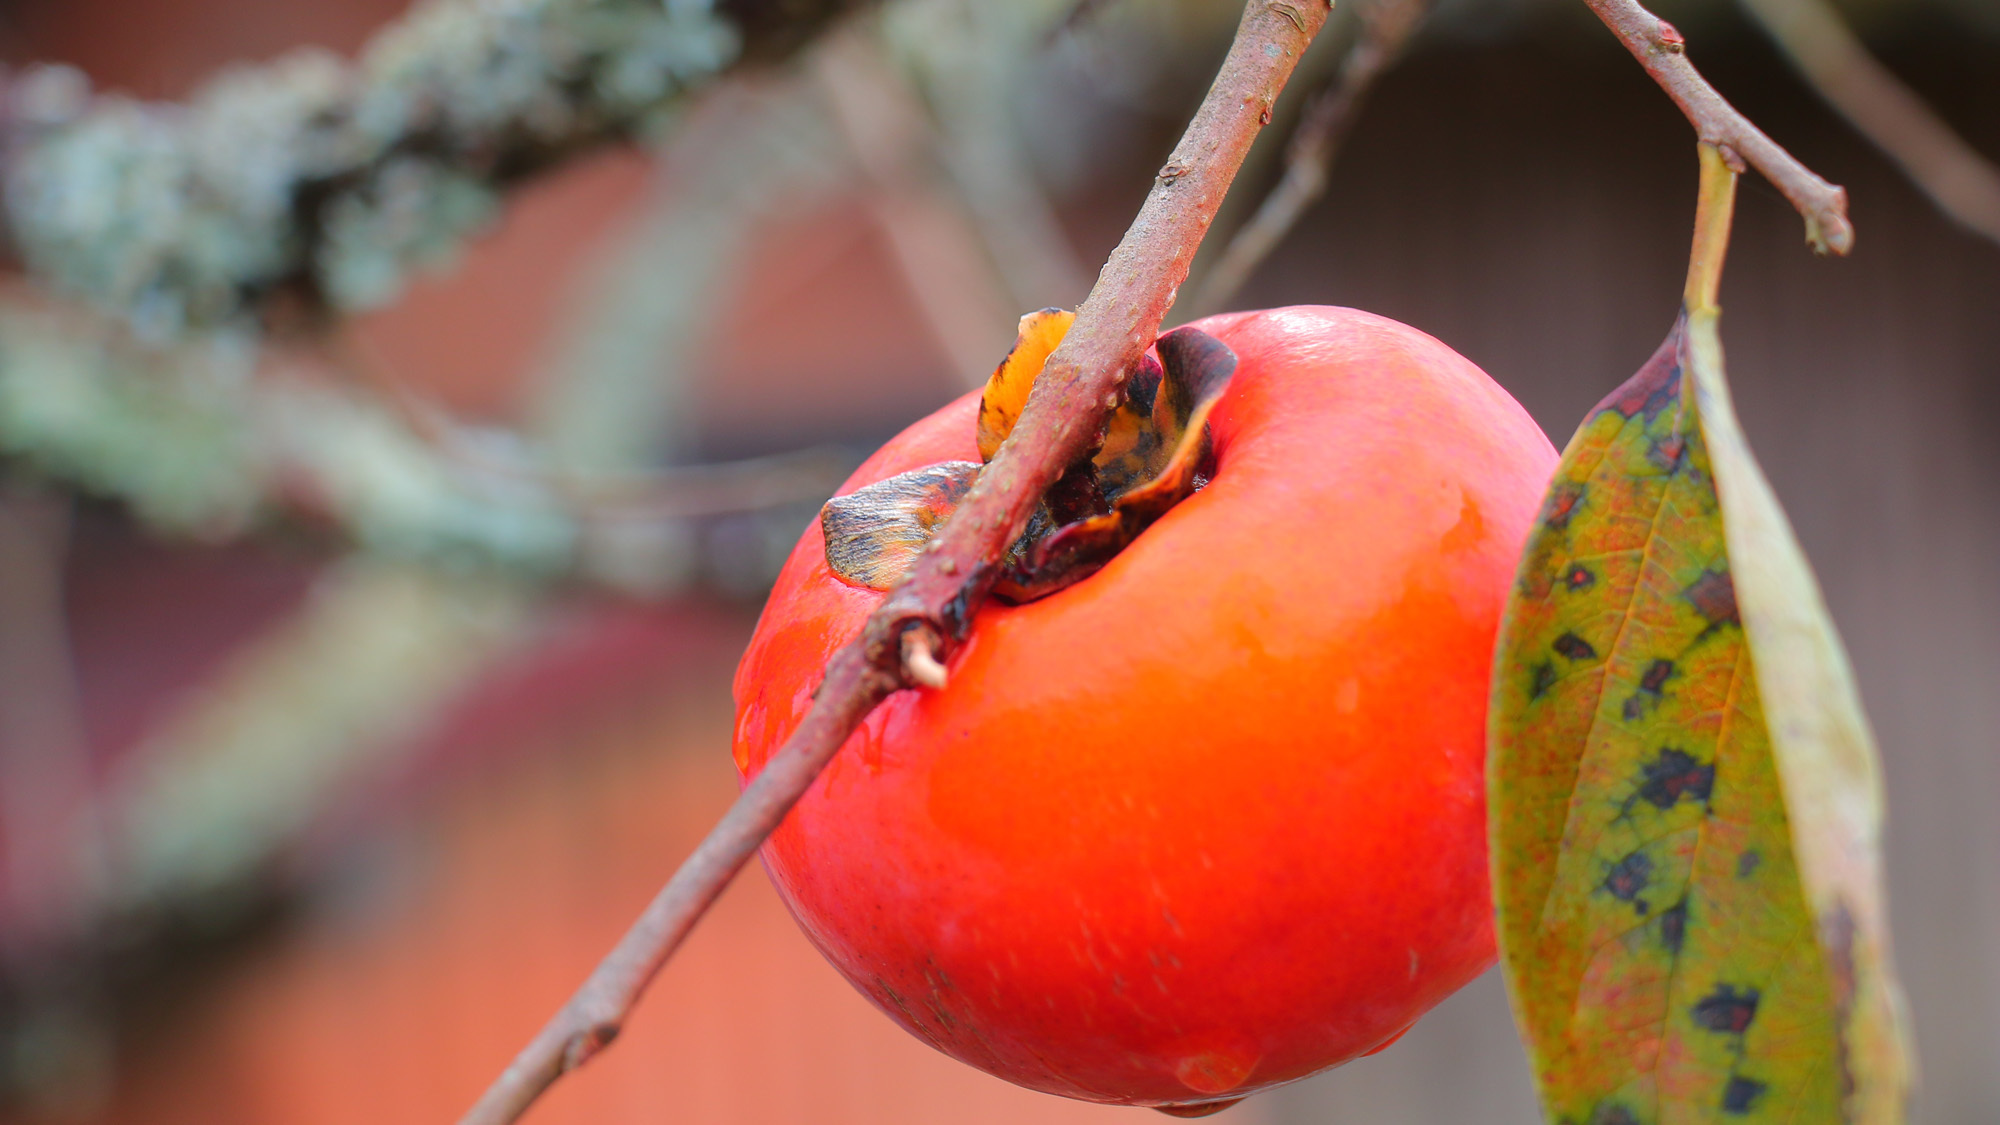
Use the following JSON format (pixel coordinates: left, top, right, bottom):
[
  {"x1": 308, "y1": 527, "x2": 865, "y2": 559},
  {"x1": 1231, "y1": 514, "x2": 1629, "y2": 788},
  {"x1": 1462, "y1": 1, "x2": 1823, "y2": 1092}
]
[
  {"x1": 1553, "y1": 632, "x2": 1598, "y2": 661},
  {"x1": 1566, "y1": 563, "x2": 1596, "y2": 591},
  {"x1": 1648, "y1": 433, "x2": 1689, "y2": 474},
  {"x1": 1593, "y1": 329, "x2": 1683, "y2": 422},
  {"x1": 1684, "y1": 568, "x2": 1740, "y2": 628},
  {"x1": 1737, "y1": 851, "x2": 1761, "y2": 878},
  {"x1": 1621, "y1": 660, "x2": 1676, "y2": 720},
  {"x1": 1531, "y1": 661, "x2": 1557, "y2": 700},
  {"x1": 1661, "y1": 899, "x2": 1688, "y2": 953},
  {"x1": 1721, "y1": 1076, "x2": 1767, "y2": 1114},
  {"x1": 1639, "y1": 747, "x2": 1714, "y2": 809},
  {"x1": 1692, "y1": 984, "x2": 1760, "y2": 1033},
  {"x1": 1589, "y1": 1103, "x2": 1641, "y2": 1125},
  {"x1": 1640, "y1": 659, "x2": 1675, "y2": 692},
  {"x1": 1604, "y1": 851, "x2": 1653, "y2": 910},
  {"x1": 1543, "y1": 481, "x2": 1586, "y2": 530}
]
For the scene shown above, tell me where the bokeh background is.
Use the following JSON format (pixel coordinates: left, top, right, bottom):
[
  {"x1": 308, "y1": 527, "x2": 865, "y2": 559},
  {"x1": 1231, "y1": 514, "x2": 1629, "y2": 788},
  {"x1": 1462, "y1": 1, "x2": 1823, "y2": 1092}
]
[{"x1": 0, "y1": 0, "x2": 1992, "y2": 1122}]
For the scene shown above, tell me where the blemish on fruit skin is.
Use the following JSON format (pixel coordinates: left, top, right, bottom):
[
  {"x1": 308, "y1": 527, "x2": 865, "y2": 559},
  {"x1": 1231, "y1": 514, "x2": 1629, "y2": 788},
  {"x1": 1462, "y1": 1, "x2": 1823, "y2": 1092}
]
[
  {"x1": 1174, "y1": 1046, "x2": 1256, "y2": 1095},
  {"x1": 1440, "y1": 492, "x2": 1486, "y2": 555}
]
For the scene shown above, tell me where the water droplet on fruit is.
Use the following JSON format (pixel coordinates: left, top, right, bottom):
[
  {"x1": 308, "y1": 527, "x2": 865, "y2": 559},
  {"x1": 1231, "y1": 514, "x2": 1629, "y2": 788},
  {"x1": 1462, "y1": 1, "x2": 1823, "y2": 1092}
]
[
  {"x1": 1154, "y1": 1097, "x2": 1246, "y2": 1118},
  {"x1": 1174, "y1": 1045, "x2": 1256, "y2": 1094}
]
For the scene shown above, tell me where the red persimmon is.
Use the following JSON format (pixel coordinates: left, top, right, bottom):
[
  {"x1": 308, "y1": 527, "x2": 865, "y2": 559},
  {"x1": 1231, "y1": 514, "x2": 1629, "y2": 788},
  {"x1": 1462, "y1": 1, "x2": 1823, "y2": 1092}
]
[{"x1": 732, "y1": 306, "x2": 1557, "y2": 1112}]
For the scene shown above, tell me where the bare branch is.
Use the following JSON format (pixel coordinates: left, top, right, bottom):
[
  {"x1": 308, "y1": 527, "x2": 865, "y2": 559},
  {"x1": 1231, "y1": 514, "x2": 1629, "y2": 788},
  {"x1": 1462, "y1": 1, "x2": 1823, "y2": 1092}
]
[
  {"x1": 456, "y1": 2, "x2": 1332, "y2": 1121},
  {"x1": 1738, "y1": 0, "x2": 2000, "y2": 247},
  {"x1": 1184, "y1": 0, "x2": 1429, "y2": 318},
  {"x1": 813, "y1": 29, "x2": 1020, "y2": 389},
  {"x1": 1585, "y1": 0, "x2": 1855, "y2": 255}
]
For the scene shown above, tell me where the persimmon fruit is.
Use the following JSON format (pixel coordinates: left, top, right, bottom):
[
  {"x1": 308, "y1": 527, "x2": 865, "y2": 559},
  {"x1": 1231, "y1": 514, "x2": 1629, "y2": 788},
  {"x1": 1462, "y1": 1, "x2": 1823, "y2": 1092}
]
[{"x1": 731, "y1": 305, "x2": 1558, "y2": 1113}]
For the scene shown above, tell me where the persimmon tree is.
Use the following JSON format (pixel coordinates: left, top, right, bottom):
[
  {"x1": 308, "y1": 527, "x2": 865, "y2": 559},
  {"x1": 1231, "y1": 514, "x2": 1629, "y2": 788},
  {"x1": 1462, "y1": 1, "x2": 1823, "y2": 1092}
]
[
  {"x1": 456, "y1": 1, "x2": 1913, "y2": 1123},
  {"x1": 0, "y1": 0, "x2": 1959, "y2": 1119}
]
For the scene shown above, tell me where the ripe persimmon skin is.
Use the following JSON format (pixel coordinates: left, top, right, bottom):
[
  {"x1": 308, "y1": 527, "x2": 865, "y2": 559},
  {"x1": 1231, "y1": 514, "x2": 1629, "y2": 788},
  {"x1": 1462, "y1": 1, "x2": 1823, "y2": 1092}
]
[{"x1": 732, "y1": 306, "x2": 1558, "y2": 1107}]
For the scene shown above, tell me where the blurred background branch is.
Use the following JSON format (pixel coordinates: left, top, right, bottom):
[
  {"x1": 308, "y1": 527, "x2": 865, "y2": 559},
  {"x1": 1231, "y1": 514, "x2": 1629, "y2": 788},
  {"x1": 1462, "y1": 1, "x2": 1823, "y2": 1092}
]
[
  {"x1": 0, "y1": 0, "x2": 864, "y2": 336},
  {"x1": 1738, "y1": 0, "x2": 2000, "y2": 245},
  {"x1": 1183, "y1": 0, "x2": 1429, "y2": 318}
]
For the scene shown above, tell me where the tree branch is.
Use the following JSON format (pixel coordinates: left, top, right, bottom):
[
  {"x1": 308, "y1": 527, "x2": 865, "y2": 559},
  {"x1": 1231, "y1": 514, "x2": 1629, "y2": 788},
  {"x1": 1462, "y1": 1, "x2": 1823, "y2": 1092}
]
[
  {"x1": 1184, "y1": 0, "x2": 1429, "y2": 318},
  {"x1": 1737, "y1": 0, "x2": 2000, "y2": 247},
  {"x1": 1584, "y1": 0, "x2": 1855, "y2": 255},
  {"x1": 0, "y1": 0, "x2": 866, "y2": 338},
  {"x1": 456, "y1": 2, "x2": 1331, "y2": 1121}
]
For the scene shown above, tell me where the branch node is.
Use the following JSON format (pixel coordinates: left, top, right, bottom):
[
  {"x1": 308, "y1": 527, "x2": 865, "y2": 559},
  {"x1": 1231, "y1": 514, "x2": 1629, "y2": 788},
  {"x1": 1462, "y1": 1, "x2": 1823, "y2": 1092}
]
[{"x1": 1656, "y1": 20, "x2": 1687, "y2": 54}]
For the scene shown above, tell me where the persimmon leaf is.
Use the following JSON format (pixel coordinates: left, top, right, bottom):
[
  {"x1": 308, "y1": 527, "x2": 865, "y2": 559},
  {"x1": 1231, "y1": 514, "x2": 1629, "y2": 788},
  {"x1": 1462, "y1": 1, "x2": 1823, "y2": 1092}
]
[
  {"x1": 1490, "y1": 310, "x2": 1912, "y2": 1124},
  {"x1": 1680, "y1": 304, "x2": 1912, "y2": 1125}
]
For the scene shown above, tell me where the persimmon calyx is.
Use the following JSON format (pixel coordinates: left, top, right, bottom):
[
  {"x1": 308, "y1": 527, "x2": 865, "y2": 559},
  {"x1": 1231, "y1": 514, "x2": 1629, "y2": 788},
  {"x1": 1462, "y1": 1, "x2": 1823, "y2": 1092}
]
[{"x1": 820, "y1": 309, "x2": 1237, "y2": 604}]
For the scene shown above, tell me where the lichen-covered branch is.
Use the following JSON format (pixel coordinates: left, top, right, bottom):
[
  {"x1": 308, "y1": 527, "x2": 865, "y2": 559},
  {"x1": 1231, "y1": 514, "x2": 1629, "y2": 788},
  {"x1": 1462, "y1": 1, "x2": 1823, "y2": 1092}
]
[
  {"x1": 0, "y1": 0, "x2": 863, "y2": 340},
  {"x1": 1738, "y1": 0, "x2": 2000, "y2": 247},
  {"x1": 0, "y1": 293, "x2": 847, "y2": 587},
  {"x1": 1585, "y1": 0, "x2": 1855, "y2": 255},
  {"x1": 457, "y1": 3, "x2": 1331, "y2": 1122}
]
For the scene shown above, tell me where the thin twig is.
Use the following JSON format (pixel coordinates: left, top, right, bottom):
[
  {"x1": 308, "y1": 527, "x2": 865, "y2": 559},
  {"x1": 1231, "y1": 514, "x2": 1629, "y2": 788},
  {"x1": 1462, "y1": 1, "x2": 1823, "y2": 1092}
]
[
  {"x1": 1737, "y1": 0, "x2": 2000, "y2": 247},
  {"x1": 343, "y1": 352, "x2": 854, "y2": 520},
  {"x1": 912, "y1": 0, "x2": 1096, "y2": 309},
  {"x1": 0, "y1": 489, "x2": 97, "y2": 963},
  {"x1": 1585, "y1": 0, "x2": 1855, "y2": 255},
  {"x1": 455, "y1": 2, "x2": 1330, "y2": 1121},
  {"x1": 815, "y1": 28, "x2": 1021, "y2": 389},
  {"x1": 1184, "y1": 0, "x2": 1429, "y2": 317}
]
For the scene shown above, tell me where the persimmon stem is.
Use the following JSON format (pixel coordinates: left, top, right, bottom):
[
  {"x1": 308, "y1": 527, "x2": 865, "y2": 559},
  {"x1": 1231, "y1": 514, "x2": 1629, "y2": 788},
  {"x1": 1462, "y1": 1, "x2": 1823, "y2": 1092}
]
[
  {"x1": 454, "y1": 4, "x2": 1331, "y2": 1123},
  {"x1": 1584, "y1": 0, "x2": 1853, "y2": 255},
  {"x1": 1686, "y1": 143, "x2": 1741, "y2": 316}
]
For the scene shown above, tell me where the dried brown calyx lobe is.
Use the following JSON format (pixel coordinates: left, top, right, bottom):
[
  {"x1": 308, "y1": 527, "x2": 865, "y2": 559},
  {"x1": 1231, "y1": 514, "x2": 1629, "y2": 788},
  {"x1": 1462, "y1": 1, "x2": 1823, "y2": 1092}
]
[{"x1": 820, "y1": 308, "x2": 1237, "y2": 604}]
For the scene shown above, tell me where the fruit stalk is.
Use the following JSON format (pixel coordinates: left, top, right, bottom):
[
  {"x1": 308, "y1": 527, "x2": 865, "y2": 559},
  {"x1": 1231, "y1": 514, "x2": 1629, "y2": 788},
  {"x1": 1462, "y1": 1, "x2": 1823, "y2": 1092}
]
[
  {"x1": 455, "y1": 3, "x2": 1330, "y2": 1123},
  {"x1": 1583, "y1": 0, "x2": 1855, "y2": 255}
]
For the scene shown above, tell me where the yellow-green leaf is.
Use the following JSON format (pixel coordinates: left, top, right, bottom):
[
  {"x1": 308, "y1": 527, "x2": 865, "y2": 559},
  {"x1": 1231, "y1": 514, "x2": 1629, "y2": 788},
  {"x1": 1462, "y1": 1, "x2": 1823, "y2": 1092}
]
[{"x1": 1489, "y1": 146, "x2": 1911, "y2": 1125}]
